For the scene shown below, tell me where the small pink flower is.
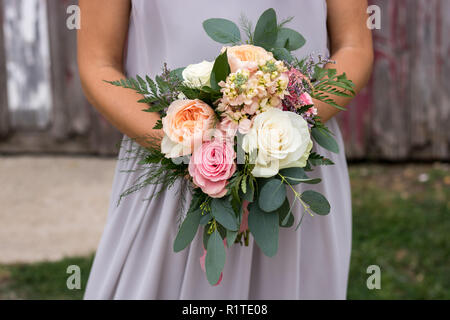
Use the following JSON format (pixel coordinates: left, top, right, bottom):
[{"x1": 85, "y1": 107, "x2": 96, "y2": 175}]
[
  {"x1": 188, "y1": 139, "x2": 236, "y2": 198},
  {"x1": 217, "y1": 116, "x2": 238, "y2": 140},
  {"x1": 238, "y1": 118, "x2": 252, "y2": 134},
  {"x1": 299, "y1": 92, "x2": 313, "y2": 106}
]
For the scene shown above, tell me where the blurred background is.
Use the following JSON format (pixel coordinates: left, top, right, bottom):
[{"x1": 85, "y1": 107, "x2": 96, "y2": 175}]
[{"x1": 0, "y1": 0, "x2": 448, "y2": 299}]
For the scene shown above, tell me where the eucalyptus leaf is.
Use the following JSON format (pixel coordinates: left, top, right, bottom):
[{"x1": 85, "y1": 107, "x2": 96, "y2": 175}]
[
  {"x1": 311, "y1": 127, "x2": 340, "y2": 154},
  {"x1": 281, "y1": 213, "x2": 294, "y2": 228},
  {"x1": 170, "y1": 67, "x2": 185, "y2": 82},
  {"x1": 226, "y1": 229, "x2": 238, "y2": 248},
  {"x1": 276, "y1": 199, "x2": 292, "y2": 227},
  {"x1": 271, "y1": 47, "x2": 294, "y2": 63},
  {"x1": 205, "y1": 230, "x2": 226, "y2": 285},
  {"x1": 203, "y1": 18, "x2": 241, "y2": 44},
  {"x1": 173, "y1": 209, "x2": 201, "y2": 252},
  {"x1": 203, "y1": 227, "x2": 211, "y2": 249},
  {"x1": 199, "y1": 213, "x2": 212, "y2": 225},
  {"x1": 211, "y1": 198, "x2": 238, "y2": 231},
  {"x1": 274, "y1": 27, "x2": 306, "y2": 51},
  {"x1": 258, "y1": 178, "x2": 286, "y2": 212},
  {"x1": 248, "y1": 203, "x2": 279, "y2": 257},
  {"x1": 301, "y1": 190, "x2": 331, "y2": 215},
  {"x1": 254, "y1": 8, "x2": 278, "y2": 50},
  {"x1": 279, "y1": 167, "x2": 308, "y2": 185},
  {"x1": 280, "y1": 167, "x2": 322, "y2": 184}
]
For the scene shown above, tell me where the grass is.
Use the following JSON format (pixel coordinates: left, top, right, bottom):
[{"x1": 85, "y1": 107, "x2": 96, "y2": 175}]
[
  {"x1": 347, "y1": 163, "x2": 450, "y2": 299},
  {"x1": 0, "y1": 256, "x2": 94, "y2": 300},
  {"x1": 0, "y1": 164, "x2": 448, "y2": 300}
]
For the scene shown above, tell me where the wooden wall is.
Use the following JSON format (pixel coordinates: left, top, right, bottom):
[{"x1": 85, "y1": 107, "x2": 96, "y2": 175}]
[
  {"x1": 0, "y1": 0, "x2": 448, "y2": 160},
  {"x1": 0, "y1": 0, "x2": 122, "y2": 155},
  {"x1": 339, "y1": 0, "x2": 450, "y2": 161},
  {"x1": 0, "y1": 0, "x2": 8, "y2": 138}
]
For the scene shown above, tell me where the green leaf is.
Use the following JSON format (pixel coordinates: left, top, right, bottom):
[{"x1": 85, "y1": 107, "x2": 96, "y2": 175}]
[
  {"x1": 271, "y1": 47, "x2": 294, "y2": 63},
  {"x1": 281, "y1": 213, "x2": 294, "y2": 228},
  {"x1": 226, "y1": 229, "x2": 238, "y2": 248},
  {"x1": 258, "y1": 178, "x2": 286, "y2": 212},
  {"x1": 210, "y1": 50, "x2": 231, "y2": 91},
  {"x1": 276, "y1": 199, "x2": 293, "y2": 227},
  {"x1": 308, "y1": 152, "x2": 335, "y2": 166},
  {"x1": 279, "y1": 167, "x2": 307, "y2": 185},
  {"x1": 205, "y1": 230, "x2": 226, "y2": 285},
  {"x1": 280, "y1": 167, "x2": 322, "y2": 185},
  {"x1": 170, "y1": 67, "x2": 185, "y2": 82},
  {"x1": 203, "y1": 227, "x2": 211, "y2": 249},
  {"x1": 241, "y1": 176, "x2": 247, "y2": 194},
  {"x1": 139, "y1": 152, "x2": 163, "y2": 165},
  {"x1": 311, "y1": 127, "x2": 340, "y2": 154},
  {"x1": 173, "y1": 209, "x2": 201, "y2": 252},
  {"x1": 253, "y1": 8, "x2": 278, "y2": 50},
  {"x1": 136, "y1": 75, "x2": 148, "y2": 91},
  {"x1": 301, "y1": 190, "x2": 330, "y2": 215},
  {"x1": 274, "y1": 27, "x2": 306, "y2": 51},
  {"x1": 240, "y1": 182, "x2": 254, "y2": 202},
  {"x1": 152, "y1": 120, "x2": 163, "y2": 130},
  {"x1": 211, "y1": 198, "x2": 238, "y2": 231},
  {"x1": 248, "y1": 202, "x2": 279, "y2": 257},
  {"x1": 203, "y1": 18, "x2": 241, "y2": 44},
  {"x1": 199, "y1": 213, "x2": 212, "y2": 225}
]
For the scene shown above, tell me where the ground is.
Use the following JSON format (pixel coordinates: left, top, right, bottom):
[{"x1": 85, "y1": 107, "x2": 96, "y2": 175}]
[{"x1": 0, "y1": 156, "x2": 448, "y2": 299}]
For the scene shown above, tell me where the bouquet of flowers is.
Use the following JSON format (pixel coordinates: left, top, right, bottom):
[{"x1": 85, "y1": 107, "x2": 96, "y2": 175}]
[{"x1": 108, "y1": 8, "x2": 354, "y2": 285}]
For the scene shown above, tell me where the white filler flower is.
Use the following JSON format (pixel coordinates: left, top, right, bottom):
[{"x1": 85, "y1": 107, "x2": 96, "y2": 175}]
[
  {"x1": 242, "y1": 108, "x2": 313, "y2": 178},
  {"x1": 182, "y1": 60, "x2": 214, "y2": 88}
]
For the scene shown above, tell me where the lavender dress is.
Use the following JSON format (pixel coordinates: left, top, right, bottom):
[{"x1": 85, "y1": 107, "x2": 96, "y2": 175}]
[{"x1": 84, "y1": 0, "x2": 352, "y2": 300}]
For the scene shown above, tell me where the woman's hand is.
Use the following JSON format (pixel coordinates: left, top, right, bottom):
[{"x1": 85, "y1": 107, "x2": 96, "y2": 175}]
[
  {"x1": 317, "y1": 0, "x2": 374, "y2": 122},
  {"x1": 77, "y1": 0, "x2": 163, "y2": 148}
]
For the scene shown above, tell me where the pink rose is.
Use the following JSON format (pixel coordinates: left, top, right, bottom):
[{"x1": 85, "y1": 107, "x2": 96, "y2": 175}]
[
  {"x1": 188, "y1": 139, "x2": 236, "y2": 198},
  {"x1": 223, "y1": 44, "x2": 273, "y2": 73},
  {"x1": 161, "y1": 99, "x2": 216, "y2": 158}
]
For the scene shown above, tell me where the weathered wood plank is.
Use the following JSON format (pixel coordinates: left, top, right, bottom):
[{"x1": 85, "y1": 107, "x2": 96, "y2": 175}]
[
  {"x1": 338, "y1": 0, "x2": 450, "y2": 160},
  {"x1": 2, "y1": 0, "x2": 53, "y2": 130},
  {"x1": 46, "y1": 0, "x2": 122, "y2": 155},
  {"x1": 0, "y1": 0, "x2": 9, "y2": 137}
]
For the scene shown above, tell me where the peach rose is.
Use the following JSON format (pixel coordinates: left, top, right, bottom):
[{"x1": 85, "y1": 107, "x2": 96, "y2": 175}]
[
  {"x1": 224, "y1": 44, "x2": 273, "y2": 73},
  {"x1": 161, "y1": 99, "x2": 216, "y2": 158}
]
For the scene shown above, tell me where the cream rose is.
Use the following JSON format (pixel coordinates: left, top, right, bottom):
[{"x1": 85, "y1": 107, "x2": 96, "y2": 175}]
[
  {"x1": 242, "y1": 108, "x2": 313, "y2": 178},
  {"x1": 182, "y1": 60, "x2": 214, "y2": 88}
]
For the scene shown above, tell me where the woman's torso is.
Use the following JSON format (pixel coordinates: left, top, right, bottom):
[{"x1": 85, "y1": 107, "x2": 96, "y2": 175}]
[{"x1": 125, "y1": 0, "x2": 329, "y2": 77}]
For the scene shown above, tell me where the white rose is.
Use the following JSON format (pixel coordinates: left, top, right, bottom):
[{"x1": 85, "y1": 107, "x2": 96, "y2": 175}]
[
  {"x1": 182, "y1": 60, "x2": 214, "y2": 88},
  {"x1": 242, "y1": 108, "x2": 313, "y2": 178}
]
